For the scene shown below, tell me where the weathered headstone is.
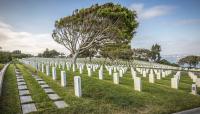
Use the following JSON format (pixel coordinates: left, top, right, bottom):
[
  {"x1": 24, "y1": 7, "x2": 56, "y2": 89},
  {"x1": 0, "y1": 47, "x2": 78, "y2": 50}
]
[{"x1": 191, "y1": 84, "x2": 197, "y2": 95}]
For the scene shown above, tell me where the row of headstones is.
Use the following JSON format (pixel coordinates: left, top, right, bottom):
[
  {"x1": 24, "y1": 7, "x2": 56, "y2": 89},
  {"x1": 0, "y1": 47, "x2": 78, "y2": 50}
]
[
  {"x1": 28, "y1": 61, "x2": 173, "y2": 91},
  {"x1": 188, "y1": 72, "x2": 199, "y2": 95},
  {"x1": 23, "y1": 60, "x2": 142, "y2": 92},
  {"x1": 22, "y1": 57, "x2": 179, "y2": 75},
  {"x1": 171, "y1": 71, "x2": 198, "y2": 95},
  {"x1": 22, "y1": 60, "x2": 192, "y2": 94},
  {"x1": 22, "y1": 61, "x2": 82, "y2": 98}
]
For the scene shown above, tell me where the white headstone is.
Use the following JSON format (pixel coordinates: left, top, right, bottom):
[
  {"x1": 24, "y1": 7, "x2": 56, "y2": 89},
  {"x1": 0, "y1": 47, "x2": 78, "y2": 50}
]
[
  {"x1": 88, "y1": 68, "x2": 91, "y2": 77},
  {"x1": 42, "y1": 64, "x2": 44, "y2": 73},
  {"x1": 156, "y1": 72, "x2": 161, "y2": 80},
  {"x1": 162, "y1": 71, "x2": 166, "y2": 78},
  {"x1": 109, "y1": 68, "x2": 112, "y2": 75},
  {"x1": 114, "y1": 67, "x2": 116, "y2": 72},
  {"x1": 52, "y1": 67, "x2": 56, "y2": 80},
  {"x1": 46, "y1": 65, "x2": 49, "y2": 76},
  {"x1": 119, "y1": 70, "x2": 123, "y2": 77},
  {"x1": 149, "y1": 73, "x2": 155, "y2": 83},
  {"x1": 134, "y1": 77, "x2": 141, "y2": 92},
  {"x1": 99, "y1": 69, "x2": 103, "y2": 80},
  {"x1": 196, "y1": 78, "x2": 200, "y2": 87},
  {"x1": 73, "y1": 64, "x2": 76, "y2": 72},
  {"x1": 132, "y1": 71, "x2": 137, "y2": 79},
  {"x1": 142, "y1": 70, "x2": 146, "y2": 77},
  {"x1": 113, "y1": 73, "x2": 119, "y2": 84},
  {"x1": 74, "y1": 76, "x2": 82, "y2": 97},
  {"x1": 171, "y1": 78, "x2": 178, "y2": 89},
  {"x1": 61, "y1": 71, "x2": 66, "y2": 87},
  {"x1": 79, "y1": 67, "x2": 83, "y2": 74}
]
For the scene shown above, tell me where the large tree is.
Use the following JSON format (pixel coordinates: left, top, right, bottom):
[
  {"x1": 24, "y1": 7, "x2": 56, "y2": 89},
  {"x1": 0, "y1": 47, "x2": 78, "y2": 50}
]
[
  {"x1": 52, "y1": 3, "x2": 138, "y2": 64},
  {"x1": 178, "y1": 55, "x2": 200, "y2": 68}
]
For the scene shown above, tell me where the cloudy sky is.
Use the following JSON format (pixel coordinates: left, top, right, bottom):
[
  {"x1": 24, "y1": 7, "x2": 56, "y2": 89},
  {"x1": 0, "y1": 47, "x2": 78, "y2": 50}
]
[{"x1": 0, "y1": 0, "x2": 200, "y2": 56}]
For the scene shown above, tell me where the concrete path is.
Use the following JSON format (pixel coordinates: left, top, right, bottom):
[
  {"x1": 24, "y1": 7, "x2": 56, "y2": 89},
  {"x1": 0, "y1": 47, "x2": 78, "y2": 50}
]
[
  {"x1": 15, "y1": 69, "x2": 37, "y2": 114},
  {"x1": 173, "y1": 107, "x2": 200, "y2": 114},
  {"x1": 31, "y1": 74, "x2": 69, "y2": 108}
]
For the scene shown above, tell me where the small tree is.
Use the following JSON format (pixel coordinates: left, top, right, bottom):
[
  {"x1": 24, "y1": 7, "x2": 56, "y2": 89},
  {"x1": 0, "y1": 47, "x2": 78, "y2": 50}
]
[
  {"x1": 149, "y1": 44, "x2": 161, "y2": 62},
  {"x1": 132, "y1": 48, "x2": 151, "y2": 61},
  {"x1": 38, "y1": 48, "x2": 60, "y2": 58},
  {"x1": 52, "y1": 3, "x2": 138, "y2": 64}
]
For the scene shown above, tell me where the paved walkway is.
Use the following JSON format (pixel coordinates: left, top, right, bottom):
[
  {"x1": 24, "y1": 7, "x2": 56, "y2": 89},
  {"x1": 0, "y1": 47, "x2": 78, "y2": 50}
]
[
  {"x1": 15, "y1": 68, "x2": 37, "y2": 114},
  {"x1": 173, "y1": 107, "x2": 200, "y2": 114},
  {"x1": 31, "y1": 74, "x2": 69, "y2": 108}
]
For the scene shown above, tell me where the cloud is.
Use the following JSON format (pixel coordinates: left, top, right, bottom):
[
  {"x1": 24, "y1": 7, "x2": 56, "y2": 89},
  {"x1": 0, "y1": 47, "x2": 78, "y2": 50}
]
[
  {"x1": 129, "y1": 3, "x2": 174, "y2": 20},
  {"x1": 132, "y1": 35, "x2": 200, "y2": 56},
  {"x1": 0, "y1": 21, "x2": 12, "y2": 29},
  {"x1": 0, "y1": 20, "x2": 68, "y2": 55},
  {"x1": 176, "y1": 19, "x2": 200, "y2": 25}
]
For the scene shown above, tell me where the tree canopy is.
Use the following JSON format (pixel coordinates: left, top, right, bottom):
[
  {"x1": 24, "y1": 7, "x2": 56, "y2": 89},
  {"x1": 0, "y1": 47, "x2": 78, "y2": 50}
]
[
  {"x1": 149, "y1": 44, "x2": 161, "y2": 62},
  {"x1": 52, "y1": 3, "x2": 138, "y2": 64},
  {"x1": 132, "y1": 48, "x2": 151, "y2": 61},
  {"x1": 178, "y1": 55, "x2": 200, "y2": 68}
]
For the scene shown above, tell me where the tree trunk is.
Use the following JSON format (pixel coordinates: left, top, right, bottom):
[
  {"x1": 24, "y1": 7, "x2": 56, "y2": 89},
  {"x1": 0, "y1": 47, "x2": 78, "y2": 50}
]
[
  {"x1": 89, "y1": 56, "x2": 92, "y2": 62},
  {"x1": 72, "y1": 53, "x2": 78, "y2": 65}
]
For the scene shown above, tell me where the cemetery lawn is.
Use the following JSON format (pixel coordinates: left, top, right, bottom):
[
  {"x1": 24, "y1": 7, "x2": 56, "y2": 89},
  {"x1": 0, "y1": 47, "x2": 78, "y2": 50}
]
[
  {"x1": 17, "y1": 63, "x2": 200, "y2": 114},
  {"x1": 0, "y1": 63, "x2": 4, "y2": 70},
  {"x1": 0, "y1": 64, "x2": 21, "y2": 114},
  {"x1": 1, "y1": 62, "x2": 200, "y2": 114}
]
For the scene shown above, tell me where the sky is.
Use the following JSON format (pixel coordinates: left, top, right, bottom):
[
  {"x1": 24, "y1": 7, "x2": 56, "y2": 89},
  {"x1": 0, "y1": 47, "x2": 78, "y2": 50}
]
[{"x1": 0, "y1": 0, "x2": 200, "y2": 56}]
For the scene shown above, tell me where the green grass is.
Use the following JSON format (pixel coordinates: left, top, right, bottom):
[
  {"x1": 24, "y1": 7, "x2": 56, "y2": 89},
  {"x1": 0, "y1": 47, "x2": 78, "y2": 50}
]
[
  {"x1": 0, "y1": 64, "x2": 21, "y2": 114},
  {"x1": 20, "y1": 63, "x2": 200, "y2": 114},
  {"x1": 16, "y1": 64, "x2": 56, "y2": 111},
  {"x1": 0, "y1": 63, "x2": 4, "y2": 70}
]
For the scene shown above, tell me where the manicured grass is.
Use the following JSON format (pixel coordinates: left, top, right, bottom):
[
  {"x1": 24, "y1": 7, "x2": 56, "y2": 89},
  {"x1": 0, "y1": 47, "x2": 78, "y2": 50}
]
[
  {"x1": 21, "y1": 63, "x2": 200, "y2": 114},
  {"x1": 16, "y1": 64, "x2": 56, "y2": 111},
  {"x1": 0, "y1": 63, "x2": 4, "y2": 70},
  {"x1": 0, "y1": 64, "x2": 21, "y2": 114}
]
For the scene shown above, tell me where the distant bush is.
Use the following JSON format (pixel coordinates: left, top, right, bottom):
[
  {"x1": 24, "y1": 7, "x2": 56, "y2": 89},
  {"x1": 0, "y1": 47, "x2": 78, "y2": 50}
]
[{"x1": 0, "y1": 51, "x2": 12, "y2": 63}]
